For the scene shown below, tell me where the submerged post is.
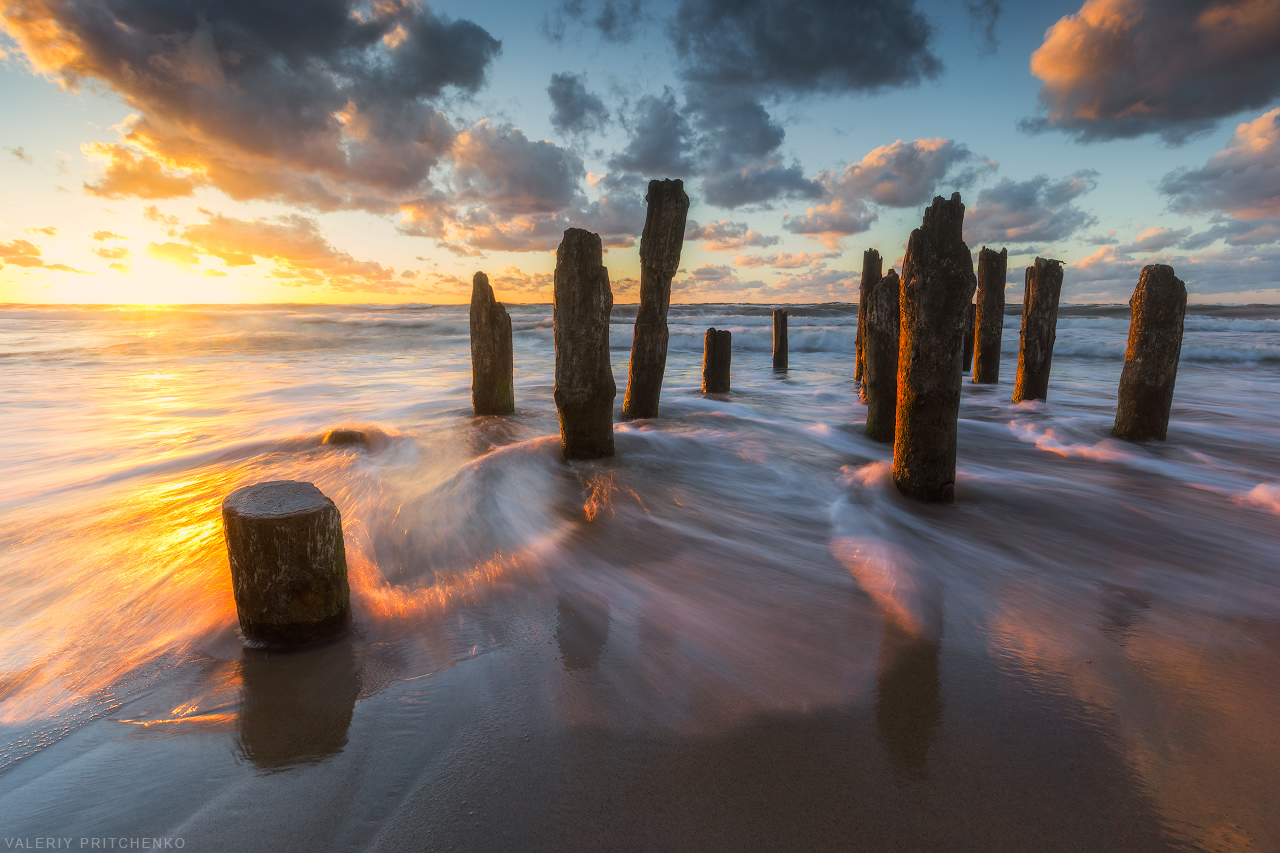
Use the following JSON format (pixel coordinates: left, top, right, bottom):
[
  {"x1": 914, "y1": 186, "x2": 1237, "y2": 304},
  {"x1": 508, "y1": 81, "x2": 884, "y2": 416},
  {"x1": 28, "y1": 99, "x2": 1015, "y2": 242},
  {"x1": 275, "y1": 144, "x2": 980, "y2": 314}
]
[
  {"x1": 855, "y1": 249, "x2": 882, "y2": 387},
  {"x1": 863, "y1": 269, "x2": 900, "y2": 443},
  {"x1": 773, "y1": 309, "x2": 788, "y2": 370},
  {"x1": 963, "y1": 303, "x2": 976, "y2": 373},
  {"x1": 1013, "y1": 257, "x2": 1065, "y2": 403},
  {"x1": 703, "y1": 328, "x2": 732, "y2": 393},
  {"x1": 470, "y1": 272, "x2": 515, "y2": 415},
  {"x1": 622, "y1": 179, "x2": 690, "y2": 420},
  {"x1": 222, "y1": 481, "x2": 351, "y2": 647},
  {"x1": 554, "y1": 228, "x2": 616, "y2": 459},
  {"x1": 1114, "y1": 265, "x2": 1187, "y2": 441},
  {"x1": 893, "y1": 193, "x2": 976, "y2": 503},
  {"x1": 972, "y1": 247, "x2": 1007, "y2": 384}
]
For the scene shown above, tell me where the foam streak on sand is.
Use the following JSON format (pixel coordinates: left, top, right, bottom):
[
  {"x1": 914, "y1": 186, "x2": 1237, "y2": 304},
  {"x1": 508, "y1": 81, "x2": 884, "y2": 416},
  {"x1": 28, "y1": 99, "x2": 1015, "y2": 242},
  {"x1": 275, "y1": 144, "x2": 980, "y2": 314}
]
[{"x1": 1, "y1": 303, "x2": 1279, "y2": 851}]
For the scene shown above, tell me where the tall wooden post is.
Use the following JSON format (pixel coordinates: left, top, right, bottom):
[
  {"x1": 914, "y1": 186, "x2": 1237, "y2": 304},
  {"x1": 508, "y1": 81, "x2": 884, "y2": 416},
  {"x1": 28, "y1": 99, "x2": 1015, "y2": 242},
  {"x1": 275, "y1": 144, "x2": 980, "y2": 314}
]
[
  {"x1": 703, "y1": 328, "x2": 732, "y2": 393},
  {"x1": 863, "y1": 269, "x2": 900, "y2": 443},
  {"x1": 553, "y1": 228, "x2": 615, "y2": 459},
  {"x1": 1114, "y1": 265, "x2": 1187, "y2": 441},
  {"x1": 773, "y1": 309, "x2": 788, "y2": 370},
  {"x1": 1013, "y1": 257, "x2": 1064, "y2": 403},
  {"x1": 972, "y1": 247, "x2": 1007, "y2": 384},
  {"x1": 470, "y1": 272, "x2": 515, "y2": 415},
  {"x1": 855, "y1": 249, "x2": 882, "y2": 386}
]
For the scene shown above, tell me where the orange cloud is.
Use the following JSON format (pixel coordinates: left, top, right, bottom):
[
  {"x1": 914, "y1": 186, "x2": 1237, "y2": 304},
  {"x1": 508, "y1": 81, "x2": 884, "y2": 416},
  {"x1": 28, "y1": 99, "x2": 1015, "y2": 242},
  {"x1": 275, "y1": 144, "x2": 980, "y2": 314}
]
[
  {"x1": 734, "y1": 251, "x2": 840, "y2": 269},
  {"x1": 0, "y1": 238, "x2": 86, "y2": 273},
  {"x1": 83, "y1": 141, "x2": 200, "y2": 199},
  {"x1": 93, "y1": 246, "x2": 131, "y2": 260},
  {"x1": 146, "y1": 241, "x2": 201, "y2": 266},
  {"x1": 92, "y1": 230, "x2": 126, "y2": 241}
]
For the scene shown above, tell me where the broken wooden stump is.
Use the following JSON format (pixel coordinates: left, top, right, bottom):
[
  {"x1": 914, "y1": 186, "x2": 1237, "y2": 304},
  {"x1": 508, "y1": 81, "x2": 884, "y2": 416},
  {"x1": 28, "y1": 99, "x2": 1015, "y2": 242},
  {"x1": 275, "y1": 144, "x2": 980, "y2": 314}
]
[
  {"x1": 554, "y1": 228, "x2": 616, "y2": 459},
  {"x1": 222, "y1": 480, "x2": 351, "y2": 647},
  {"x1": 972, "y1": 247, "x2": 1007, "y2": 384},
  {"x1": 1114, "y1": 264, "x2": 1187, "y2": 441},
  {"x1": 773, "y1": 309, "x2": 788, "y2": 371},
  {"x1": 702, "y1": 328, "x2": 732, "y2": 393},
  {"x1": 863, "y1": 269, "x2": 900, "y2": 443},
  {"x1": 622, "y1": 179, "x2": 690, "y2": 420},
  {"x1": 856, "y1": 249, "x2": 882, "y2": 388},
  {"x1": 893, "y1": 193, "x2": 977, "y2": 504},
  {"x1": 1013, "y1": 257, "x2": 1064, "y2": 403},
  {"x1": 470, "y1": 271, "x2": 515, "y2": 415}
]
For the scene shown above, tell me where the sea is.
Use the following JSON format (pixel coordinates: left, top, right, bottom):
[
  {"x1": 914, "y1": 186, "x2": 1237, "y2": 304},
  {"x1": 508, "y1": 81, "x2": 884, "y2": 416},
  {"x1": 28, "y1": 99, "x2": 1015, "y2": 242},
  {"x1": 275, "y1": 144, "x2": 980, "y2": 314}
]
[{"x1": 1, "y1": 302, "x2": 1278, "y2": 851}]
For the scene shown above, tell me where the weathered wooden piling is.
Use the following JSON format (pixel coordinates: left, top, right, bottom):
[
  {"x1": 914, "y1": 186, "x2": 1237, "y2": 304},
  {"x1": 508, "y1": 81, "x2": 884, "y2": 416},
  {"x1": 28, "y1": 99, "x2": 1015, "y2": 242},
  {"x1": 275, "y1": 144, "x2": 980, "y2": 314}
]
[
  {"x1": 622, "y1": 179, "x2": 690, "y2": 420},
  {"x1": 893, "y1": 193, "x2": 977, "y2": 504},
  {"x1": 222, "y1": 480, "x2": 351, "y2": 647},
  {"x1": 963, "y1": 303, "x2": 976, "y2": 373},
  {"x1": 972, "y1": 246, "x2": 1007, "y2": 384},
  {"x1": 703, "y1": 328, "x2": 732, "y2": 393},
  {"x1": 1013, "y1": 257, "x2": 1064, "y2": 403},
  {"x1": 773, "y1": 309, "x2": 788, "y2": 370},
  {"x1": 1114, "y1": 264, "x2": 1187, "y2": 441},
  {"x1": 470, "y1": 271, "x2": 515, "y2": 415},
  {"x1": 863, "y1": 269, "x2": 900, "y2": 443},
  {"x1": 855, "y1": 249, "x2": 882, "y2": 386},
  {"x1": 553, "y1": 228, "x2": 616, "y2": 459}
]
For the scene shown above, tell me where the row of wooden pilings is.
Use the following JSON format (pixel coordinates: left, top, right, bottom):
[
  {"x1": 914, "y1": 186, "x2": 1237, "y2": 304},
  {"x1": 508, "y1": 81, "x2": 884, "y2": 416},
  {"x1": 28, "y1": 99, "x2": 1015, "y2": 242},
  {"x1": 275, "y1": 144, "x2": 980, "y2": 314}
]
[
  {"x1": 473, "y1": 186, "x2": 1189, "y2": 501},
  {"x1": 218, "y1": 182, "x2": 1188, "y2": 649}
]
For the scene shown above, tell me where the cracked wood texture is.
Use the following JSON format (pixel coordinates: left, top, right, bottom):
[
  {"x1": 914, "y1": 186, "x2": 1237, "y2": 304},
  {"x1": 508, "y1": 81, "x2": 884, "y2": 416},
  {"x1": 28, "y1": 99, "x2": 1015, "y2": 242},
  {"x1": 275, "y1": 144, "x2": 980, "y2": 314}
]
[
  {"x1": 554, "y1": 228, "x2": 616, "y2": 459},
  {"x1": 622, "y1": 179, "x2": 690, "y2": 420},
  {"x1": 222, "y1": 480, "x2": 351, "y2": 647},
  {"x1": 1114, "y1": 264, "x2": 1187, "y2": 441},
  {"x1": 470, "y1": 271, "x2": 515, "y2": 415},
  {"x1": 972, "y1": 247, "x2": 1007, "y2": 384},
  {"x1": 855, "y1": 248, "x2": 882, "y2": 386},
  {"x1": 863, "y1": 269, "x2": 900, "y2": 443},
  {"x1": 963, "y1": 302, "x2": 976, "y2": 373},
  {"x1": 893, "y1": 193, "x2": 977, "y2": 504},
  {"x1": 773, "y1": 309, "x2": 788, "y2": 370},
  {"x1": 1013, "y1": 257, "x2": 1064, "y2": 403}
]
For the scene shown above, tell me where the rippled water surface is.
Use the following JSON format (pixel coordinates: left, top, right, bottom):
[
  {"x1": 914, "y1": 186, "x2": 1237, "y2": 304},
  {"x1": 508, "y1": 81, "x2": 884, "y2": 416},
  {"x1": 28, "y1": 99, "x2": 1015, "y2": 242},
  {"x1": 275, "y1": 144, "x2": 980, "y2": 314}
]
[{"x1": 1, "y1": 302, "x2": 1278, "y2": 851}]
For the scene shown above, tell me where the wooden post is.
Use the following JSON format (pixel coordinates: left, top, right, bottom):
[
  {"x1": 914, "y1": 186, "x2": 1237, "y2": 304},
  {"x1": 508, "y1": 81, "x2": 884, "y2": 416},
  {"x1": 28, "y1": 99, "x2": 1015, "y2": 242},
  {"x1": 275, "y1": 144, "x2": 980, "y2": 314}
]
[
  {"x1": 1013, "y1": 257, "x2": 1064, "y2": 403},
  {"x1": 972, "y1": 246, "x2": 1007, "y2": 384},
  {"x1": 1114, "y1": 264, "x2": 1187, "y2": 441},
  {"x1": 855, "y1": 249, "x2": 882, "y2": 386},
  {"x1": 222, "y1": 481, "x2": 351, "y2": 647},
  {"x1": 622, "y1": 179, "x2": 690, "y2": 420},
  {"x1": 470, "y1": 271, "x2": 515, "y2": 415},
  {"x1": 893, "y1": 193, "x2": 977, "y2": 503},
  {"x1": 963, "y1": 303, "x2": 976, "y2": 373},
  {"x1": 553, "y1": 228, "x2": 616, "y2": 459},
  {"x1": 773, "y1": 309, "x2": 788, "y2": 370},
  {"x1": 702, "y1": 328, "x2": 732, "y2": 393},
  {"x1": 863, "y1": 269, "x2": 900, "y2": 443}
]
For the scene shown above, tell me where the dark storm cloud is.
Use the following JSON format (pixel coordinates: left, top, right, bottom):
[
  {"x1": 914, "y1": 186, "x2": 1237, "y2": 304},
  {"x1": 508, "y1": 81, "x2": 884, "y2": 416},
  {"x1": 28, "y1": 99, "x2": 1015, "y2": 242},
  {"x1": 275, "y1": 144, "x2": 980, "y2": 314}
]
[
  {"x1": 1023, "y1": 0, "x2": 1280, "y2": 143},
  {"x1": 669, "y1": 0, "x2": 940, "y2": 95},
  {"x1": 1159, "y1": 108, "x2": 1280, "y2": 221},
  {"x1": 964, "y1": 171, "x2": 1100, "y2": 246},
  {"x1": 609, "y1": 89, "x2": 697, "y2": 177},
  {"x1": 548, "y1": 73, "x2": 610, "y2": 136}
]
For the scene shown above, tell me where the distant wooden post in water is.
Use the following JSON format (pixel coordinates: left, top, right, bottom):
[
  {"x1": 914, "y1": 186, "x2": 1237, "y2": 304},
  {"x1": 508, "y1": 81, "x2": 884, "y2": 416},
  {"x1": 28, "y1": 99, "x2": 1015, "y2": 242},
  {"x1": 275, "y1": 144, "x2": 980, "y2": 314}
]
[
  {"x1": 553, "y1": 228, "x2": 616, "y2": 459},
  {"x1": 222, "y1": 480, "x2": 351, "y2": 647},
  {"x1": 773, "y1": 309, "x2": 788, "y2": 370},
  {"x1": 470, "y1": 272, "x2": 515, "y2": 415},
  {"x1": 855, "y1": 249, "x2": 882, "y2": 387},
  {"x1": 893, "y1": 193, "x2": 976, "y2": 504},
  {"x1": 972, "y1": 247, "x2": 1007, "y2": 384},
  {"x1": 1013, "y1": 257, "x2": 1064, "y2": 403},
  {"x1": 863, "y1": 269, "x2": 900, "y2": 443},
  {"x1": 1114, "y1": 264, "x2": 1187, "y2": 441},
  {"x1": 703, "y1": 328, "x2": 732, "y2": 393},
  {"x1": 622, "y1": 179, "x2": 690, "y2": 420},
  {"x1": 963, "y1": 303, "x2": 976, "y2": 373}
]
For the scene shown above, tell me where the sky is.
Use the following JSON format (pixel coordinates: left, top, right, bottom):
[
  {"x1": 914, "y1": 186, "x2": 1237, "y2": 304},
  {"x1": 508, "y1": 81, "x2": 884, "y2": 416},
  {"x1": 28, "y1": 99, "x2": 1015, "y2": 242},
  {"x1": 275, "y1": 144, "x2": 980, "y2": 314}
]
[{"x1": 1, "y1": 0, "x2": 1279, "y2": 305}]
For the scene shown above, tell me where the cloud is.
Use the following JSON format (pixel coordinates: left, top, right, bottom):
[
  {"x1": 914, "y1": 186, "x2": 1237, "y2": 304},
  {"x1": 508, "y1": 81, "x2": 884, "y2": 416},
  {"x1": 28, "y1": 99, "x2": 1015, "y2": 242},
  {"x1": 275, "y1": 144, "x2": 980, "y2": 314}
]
[
  {"x1": 25, "y1": 226, "x2": 57, "y2": 236},
  {"x1": 609, "y1": 88, "x2": 697, "y2": 177},
  {"x1": 1180, "y1": 217, "x2": 1280, "y2": 249},
  {"x1": 734, "y1": 250, "x2": 840, "y2": 269},
  {"x1": 964, "y1": 170, "x2": 1100, "y2": 247},
  {"x1": 83, "y1": 141, "x2": 200, "y2": 199},
  {"x1": 548, "y1": 72, "x2": 609, "y2": 136},
  {"x1": 672, "y1": 263, "x2": 770, "y2": 301},
  {"x1": 1117, "y1": 227, "x2": 1192, "y2": 253},
  {"x1": 1069, "y1": 242, "x2": 1280, "y2": 296},
  {"x1": 787, "y1": 138, "x2": 994, "y2": 246},
  {"x1": 543, "y1": 0, "x2": 646, "y2": 44},
  {"x1": 92, "y1": 231, "x2": 126, "y2": 241},
  {"x1": 1160, "y1": 108, "x2": 1280, "y2": 220},
  {"x1": 965, "y1": 0, "x2": 1002, "y2": 54},
  {"x1": 146, "y1": 241, "x2": 202, "y2": 267},
  {"x1": 6, "y1": 146, "x2": 32, "y2": 163},
  {"x1": 93, "y1": 246, "x2": 131, "y2": 261},
  {"x1": 685, "y1": 220, "x2": 781, "y2": 251},
  {"x1": 669, "y1": 0, "x2": 940, "y2": 96},
  {"x1": 774, "y1": 266, "x2": 857, "y2": 301},
  {"x1": 1024, "y1": 0, "x2": 1280, "y2": 143},
  {"x1": 0, "y1": 238, "x2": 85, "y2": 273}
]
